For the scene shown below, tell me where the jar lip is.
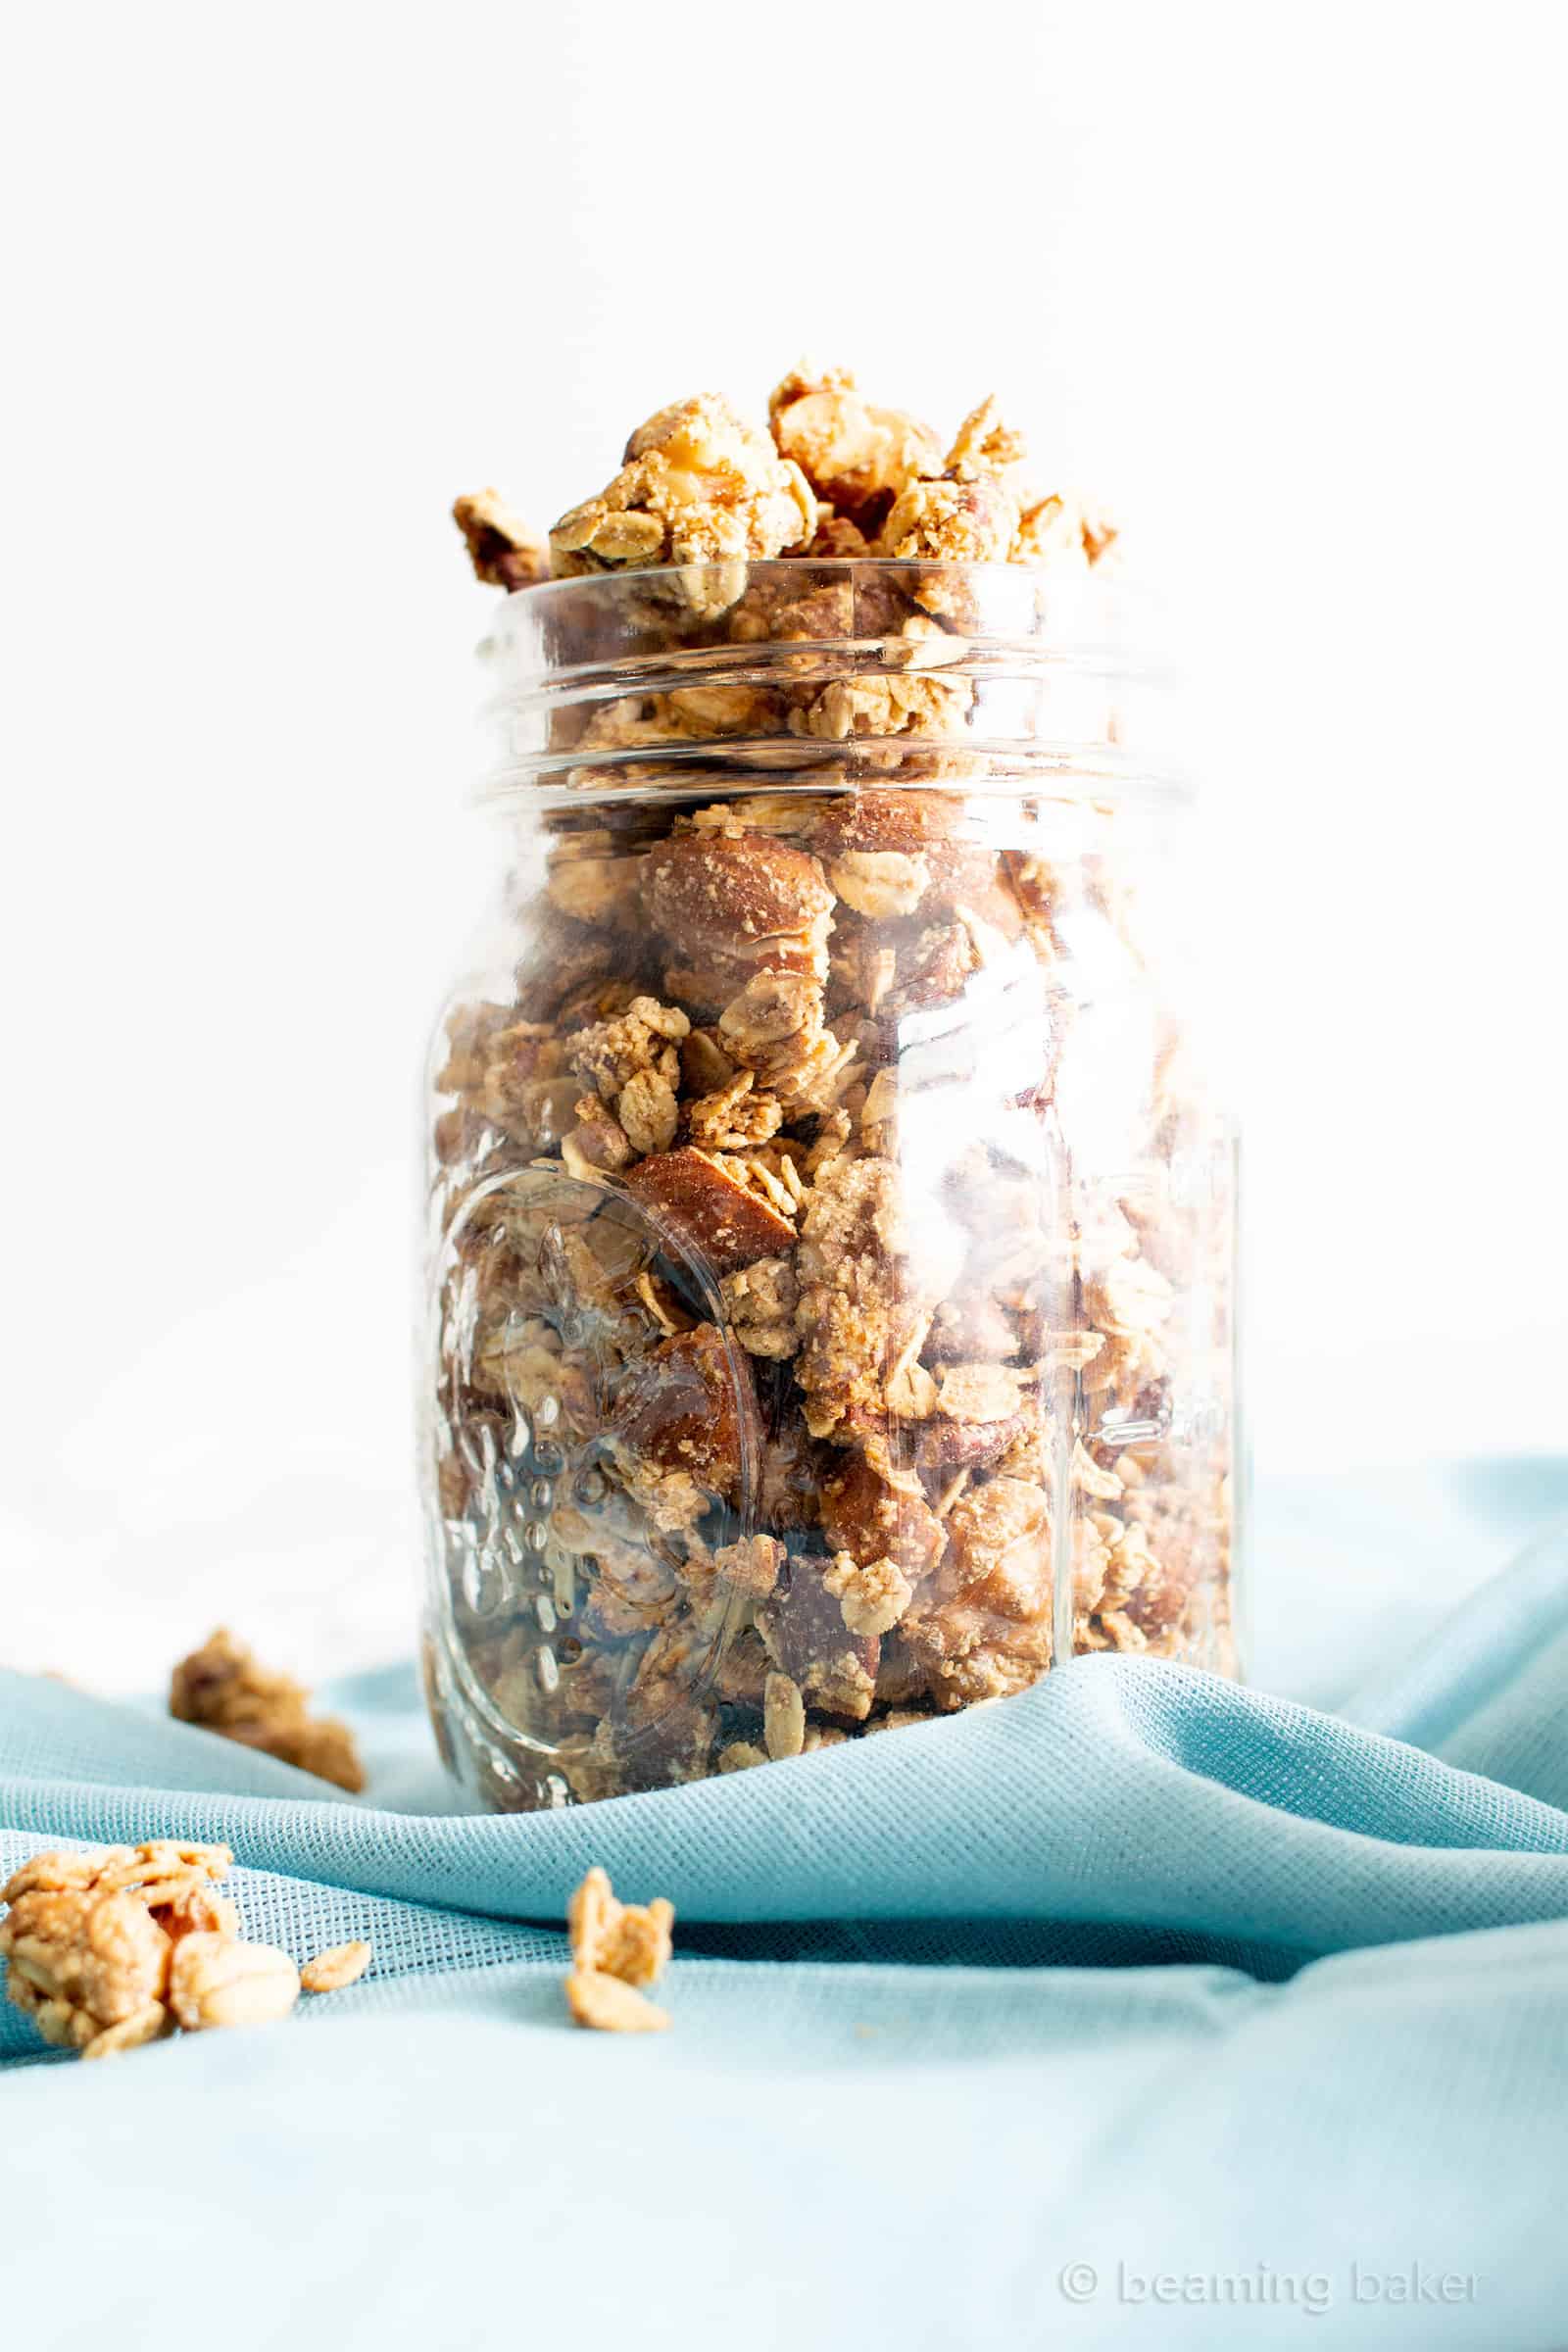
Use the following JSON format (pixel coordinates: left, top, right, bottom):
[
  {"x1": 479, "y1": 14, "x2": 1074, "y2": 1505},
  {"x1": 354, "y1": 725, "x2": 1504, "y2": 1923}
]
[
  {"x1": 481, "y1": 552, "x2": 1138, "y2": 644},
  {"x1": 479, "y1": 558, "x2": 1157, "y2": 681},
  {"x1": 471, "y1": 557, "x2": 1179, "y2": 808},
  {"x1": 490, "y1": 554, "x2": 1080, "y2": 603},
  {"x1": 475, "y1": 742, "x2": 1195, "y2": 814}
]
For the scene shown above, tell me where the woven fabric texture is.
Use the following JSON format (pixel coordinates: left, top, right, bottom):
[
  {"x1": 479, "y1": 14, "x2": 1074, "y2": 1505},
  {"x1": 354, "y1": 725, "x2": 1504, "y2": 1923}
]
[{"x1": 3, "y1": 1469, "x2": 1567, "y2": 2349}]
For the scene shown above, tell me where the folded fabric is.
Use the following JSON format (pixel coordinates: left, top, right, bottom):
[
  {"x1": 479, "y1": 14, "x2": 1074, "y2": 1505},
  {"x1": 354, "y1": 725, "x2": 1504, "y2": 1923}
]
[{"x1": 3, "y1": 1471, "x2": 1568, "y2": 2350}]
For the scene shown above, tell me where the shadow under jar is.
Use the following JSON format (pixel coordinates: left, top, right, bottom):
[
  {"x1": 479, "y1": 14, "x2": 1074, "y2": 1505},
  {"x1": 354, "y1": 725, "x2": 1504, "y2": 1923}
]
[{"x1": 419, "y1": 560, "x2": 1243, "y2": 1811}]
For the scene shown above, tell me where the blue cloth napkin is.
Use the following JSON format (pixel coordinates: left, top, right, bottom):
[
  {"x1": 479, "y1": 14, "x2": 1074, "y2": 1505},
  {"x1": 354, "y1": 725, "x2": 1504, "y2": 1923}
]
[{"x1": 4, "y1": 1466, "x2": 1568, "y2": 2350}]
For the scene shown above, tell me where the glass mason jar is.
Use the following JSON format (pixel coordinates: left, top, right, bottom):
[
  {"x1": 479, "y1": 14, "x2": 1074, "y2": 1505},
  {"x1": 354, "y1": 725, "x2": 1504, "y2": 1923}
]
[{"x1": 419, "y1": 561, "x2": 1241, "y2": 1811}]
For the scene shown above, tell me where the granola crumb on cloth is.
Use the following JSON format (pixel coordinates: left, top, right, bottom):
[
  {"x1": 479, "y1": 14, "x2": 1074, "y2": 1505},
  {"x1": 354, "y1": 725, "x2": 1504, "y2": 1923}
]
[
  {"x1": 564, "y1": 1866, "x2": 674, "y2": 2033},
  {"x1": 170, "y1": 1628, "x2": 366, "y2": 1793},
  {"x1": 301, "y1": 1940, "x2": 373, "y2": 1993},
  {"x1": 565, "y1": 1969, "x2": 671, "y2": 2034}
]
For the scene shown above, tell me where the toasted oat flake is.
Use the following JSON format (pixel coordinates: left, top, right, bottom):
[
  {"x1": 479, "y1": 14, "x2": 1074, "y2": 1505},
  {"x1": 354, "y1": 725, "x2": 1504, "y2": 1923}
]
[
  {"x1": 763, "y1": 1669, "x2": 807, "y2": 1760},
  {"x1": 301, "y1": 1939, "x2": 373, "y2": 1993},
  {"x1": 565, "y1": 1969, "x2": 671, "y2": 2034}
]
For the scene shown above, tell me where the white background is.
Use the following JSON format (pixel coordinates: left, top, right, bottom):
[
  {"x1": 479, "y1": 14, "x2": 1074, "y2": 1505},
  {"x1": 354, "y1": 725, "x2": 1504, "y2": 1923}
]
[{"x1": 3, "y1": 1, "x2": 1564, "y2": 1689}]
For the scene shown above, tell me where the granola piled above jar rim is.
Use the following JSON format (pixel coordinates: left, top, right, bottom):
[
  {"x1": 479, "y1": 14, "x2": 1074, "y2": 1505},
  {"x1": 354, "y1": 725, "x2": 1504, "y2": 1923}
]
[{"x1": 455, "y1": 366, "x2": 1128, "y2": 798}]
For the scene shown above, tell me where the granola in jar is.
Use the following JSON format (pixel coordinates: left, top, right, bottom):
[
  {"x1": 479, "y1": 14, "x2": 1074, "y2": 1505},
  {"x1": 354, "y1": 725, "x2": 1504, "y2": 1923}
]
[{"x1": 423, "y1": 368, "x2": 1240, "y2": 1808}]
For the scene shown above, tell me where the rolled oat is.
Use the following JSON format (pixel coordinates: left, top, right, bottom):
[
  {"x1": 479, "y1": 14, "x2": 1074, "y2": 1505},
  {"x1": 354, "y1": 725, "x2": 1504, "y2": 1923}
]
[{"x1": 300, "y1": 1940, "x2": 374, "y2": 1993}]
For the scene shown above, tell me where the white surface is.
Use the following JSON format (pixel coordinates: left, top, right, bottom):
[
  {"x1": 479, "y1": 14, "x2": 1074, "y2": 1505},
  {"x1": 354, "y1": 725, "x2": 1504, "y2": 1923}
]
[{"x1": 2, "y1": 3, "x2": 1564, "y2": 1690}]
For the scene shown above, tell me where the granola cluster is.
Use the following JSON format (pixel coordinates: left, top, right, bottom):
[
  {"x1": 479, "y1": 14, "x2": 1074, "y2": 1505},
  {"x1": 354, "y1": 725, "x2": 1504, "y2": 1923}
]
[
  {"x1": 427, "y1": 370, "x2": 1235, "y2": 1808},
  {"x1": 565, "y1": 1865, "x2": 673, "y2": 2032},
  {"x1": 456, "y1": 366, "x2": 1114, "y2": 594},
  {"x1": 170, "y1": 1628, "x2": 365, "y2": 1792},
  {"x1": 0, "y1": 1843, "x2": 301, "y2": 2058}
]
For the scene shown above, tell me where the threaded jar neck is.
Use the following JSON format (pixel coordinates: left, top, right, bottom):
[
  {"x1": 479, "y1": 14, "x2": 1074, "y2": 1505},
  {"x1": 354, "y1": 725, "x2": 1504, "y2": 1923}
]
[{"x1": 474, "y1": 560, "x2": 1178, "y2": 809}]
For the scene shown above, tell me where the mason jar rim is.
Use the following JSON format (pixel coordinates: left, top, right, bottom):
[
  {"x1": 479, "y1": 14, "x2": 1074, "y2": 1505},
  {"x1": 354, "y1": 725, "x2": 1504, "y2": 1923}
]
[
  {"x1": 483, "y1": 552, "x2": 1108, "y2": 599},
  {"x1": 471, "y1": 556, "x2": 1184, "y2": 809},
  {"x1": 477, "y1": 554, "x2": 1144, "y2": 656}
]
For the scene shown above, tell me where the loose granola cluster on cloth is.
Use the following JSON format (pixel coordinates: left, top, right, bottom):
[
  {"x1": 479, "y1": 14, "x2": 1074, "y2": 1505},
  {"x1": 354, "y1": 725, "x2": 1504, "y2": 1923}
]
[
  {"x1": 0, "y1": 1843, "x2": 302, "y2": 2057},
  {"x1": 428, "y1": 368, "x2": 1235, "y2": 1808},
  {"x1": 564, "y1": 1865, "x2": 674, "y2": 2032},
  {"x1": 170, "y1": 1628, "x2": 366, "y2": 1792}
]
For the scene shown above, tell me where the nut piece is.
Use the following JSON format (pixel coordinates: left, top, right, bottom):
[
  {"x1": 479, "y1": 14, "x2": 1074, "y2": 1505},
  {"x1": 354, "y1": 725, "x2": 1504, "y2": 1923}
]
[
  {"x1": 452, "y1": 488, "x2": 549, "y2": 590},
  {"x1": 819, "y1": 1453, "x2": 945, "y2": 1578},
  {"x1": 562, "y1": 1098, "x2": 633, "y2": 1181},
  {"x1": 566, "y1": 1865, "x2": 675, "y2": 1989},
  {"x1": 565, "y1": 1970, "x2": 671, "y2": 2034},
  {"x1": 758, "y1": 1555, "x2": 880, "y2": 1721},
  {"x1": 622, "y1": 1146, "x2": 797, "y2": 1275},
  {"x1": 170, "y1": 1629, "x2": 366, "y2": 1793},
  {"x1": 167, "y1": 1933, "x2": 301, "y2": 2032},
  {"x1": 300, "y1": 1940, "x2": 373, "y2": 1994},
  {"x1": 642, "y1": 832, "x2": 833, "y2": 998},
  {"x1": 609, "y1": 1323, "x2": 754, "y2": 1516},
  {"x1": 769, "y1": 366, "x2": 943, "y2": 529}
]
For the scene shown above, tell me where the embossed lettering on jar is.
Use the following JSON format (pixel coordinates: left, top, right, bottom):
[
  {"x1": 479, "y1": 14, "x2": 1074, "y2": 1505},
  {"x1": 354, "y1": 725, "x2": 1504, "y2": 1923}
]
[{"x1": 419, "y1": 563, "x2": 1242, "y2": 1810}]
